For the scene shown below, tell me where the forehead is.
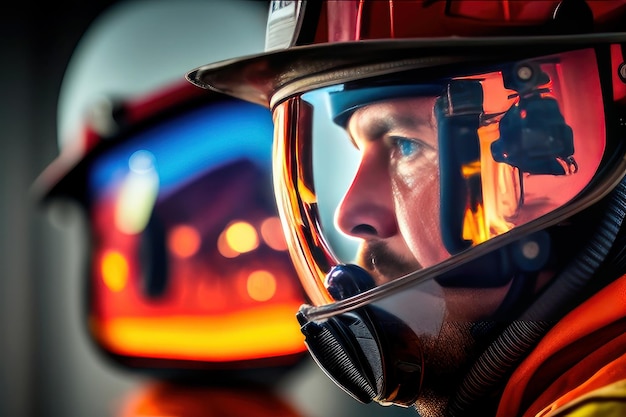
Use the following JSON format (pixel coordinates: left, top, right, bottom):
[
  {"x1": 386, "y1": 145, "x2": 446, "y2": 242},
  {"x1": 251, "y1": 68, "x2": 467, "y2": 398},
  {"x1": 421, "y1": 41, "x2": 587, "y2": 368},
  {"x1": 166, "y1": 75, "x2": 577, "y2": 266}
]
[{"x1": 347, "y1": 96, "x2": 438, "y2": 137}]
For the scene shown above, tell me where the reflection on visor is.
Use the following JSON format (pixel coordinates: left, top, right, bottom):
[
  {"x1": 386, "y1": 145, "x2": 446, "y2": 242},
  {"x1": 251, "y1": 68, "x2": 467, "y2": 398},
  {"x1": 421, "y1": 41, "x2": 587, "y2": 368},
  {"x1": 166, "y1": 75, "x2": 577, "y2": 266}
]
[
  {"x1": 87, "y1": 99, "x2": 306, "y2": 363},
  {"x1": 273, "y1": 47, "x2": 619, "y2": 307}
]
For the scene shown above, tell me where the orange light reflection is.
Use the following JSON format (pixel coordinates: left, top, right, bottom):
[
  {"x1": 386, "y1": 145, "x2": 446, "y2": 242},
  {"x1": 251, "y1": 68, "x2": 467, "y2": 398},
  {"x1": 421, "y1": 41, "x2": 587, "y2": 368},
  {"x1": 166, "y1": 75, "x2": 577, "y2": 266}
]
[
  {"x1": 217, "y1": 231, "x2": 239, "y2": 258},
  {"x1": 225, "y1": 221, "x2": 259, "y2": 253},
  {"x1": 90, "y1": 303, "x2": 305, "y2": 361},
  {"x1": 168, "y1": 224, "x2": 201, "y2": 258},
  {"x1": 101, "y1": 250, "x2": 129, "y2": 292},
  {"x1": 247, "y1": 270, "x2": 277, "y2": 302},
  {"x1": 260, "y1": 216, "x2": 288, "y2": 251}
]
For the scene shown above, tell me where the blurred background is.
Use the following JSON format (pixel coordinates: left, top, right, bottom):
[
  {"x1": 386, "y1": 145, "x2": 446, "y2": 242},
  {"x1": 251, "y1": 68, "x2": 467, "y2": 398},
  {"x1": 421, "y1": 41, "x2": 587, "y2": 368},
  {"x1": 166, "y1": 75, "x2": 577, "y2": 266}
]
[
  {"x1": 1, "y1": 1, "x2": 419, "y2": 417},
  {"x1": 2, "y1": 2, "x2": 126, "y2": 416}
]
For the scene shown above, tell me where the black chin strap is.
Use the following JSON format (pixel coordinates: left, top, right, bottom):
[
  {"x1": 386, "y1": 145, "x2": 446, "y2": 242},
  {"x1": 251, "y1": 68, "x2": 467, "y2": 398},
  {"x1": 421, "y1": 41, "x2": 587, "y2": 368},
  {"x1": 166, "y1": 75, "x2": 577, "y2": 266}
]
[{"x1": 447, "y1": 178, "x2": 626, "y2": 417}]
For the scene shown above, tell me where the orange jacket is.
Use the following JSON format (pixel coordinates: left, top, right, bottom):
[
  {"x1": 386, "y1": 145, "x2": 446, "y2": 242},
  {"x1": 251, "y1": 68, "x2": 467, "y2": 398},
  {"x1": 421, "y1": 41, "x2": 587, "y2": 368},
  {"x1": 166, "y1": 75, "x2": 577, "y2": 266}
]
[{"x1": 497, "y1": 275, "x2": 626, "y2": 417}]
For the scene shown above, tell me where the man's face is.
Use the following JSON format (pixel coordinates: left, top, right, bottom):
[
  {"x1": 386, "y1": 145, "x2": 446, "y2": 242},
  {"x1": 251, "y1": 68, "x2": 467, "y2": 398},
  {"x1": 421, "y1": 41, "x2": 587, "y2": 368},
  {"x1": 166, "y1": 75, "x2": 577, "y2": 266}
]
[
  {"x1": 331, "y1": 96, "x2": 514, "y2": 411},
  {"x1": 335, "y1": 96, "x2": 450, "y2": 283}
]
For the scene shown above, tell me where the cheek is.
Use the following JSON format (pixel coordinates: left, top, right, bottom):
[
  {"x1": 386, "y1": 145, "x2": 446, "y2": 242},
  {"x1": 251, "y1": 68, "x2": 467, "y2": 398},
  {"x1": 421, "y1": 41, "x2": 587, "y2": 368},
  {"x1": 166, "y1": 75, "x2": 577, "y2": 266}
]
[{"x1": 392, "y1": 166, "x2": 447, "y2": 267}]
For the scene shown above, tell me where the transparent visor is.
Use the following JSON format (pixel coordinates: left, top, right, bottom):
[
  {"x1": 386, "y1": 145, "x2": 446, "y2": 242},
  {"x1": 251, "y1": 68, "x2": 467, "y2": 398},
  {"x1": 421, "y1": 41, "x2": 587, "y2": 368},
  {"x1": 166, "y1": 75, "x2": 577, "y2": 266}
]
[{"x1": 273, "y1": 46, "x2": 625, "y2": 324}]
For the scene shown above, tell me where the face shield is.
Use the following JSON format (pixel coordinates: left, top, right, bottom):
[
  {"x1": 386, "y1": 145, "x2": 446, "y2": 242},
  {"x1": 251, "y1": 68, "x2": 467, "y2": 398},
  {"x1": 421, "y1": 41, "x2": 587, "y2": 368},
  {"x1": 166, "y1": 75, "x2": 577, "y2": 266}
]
[{"x1": 269, "y1": 43, "x2": 626, "y2": 405}]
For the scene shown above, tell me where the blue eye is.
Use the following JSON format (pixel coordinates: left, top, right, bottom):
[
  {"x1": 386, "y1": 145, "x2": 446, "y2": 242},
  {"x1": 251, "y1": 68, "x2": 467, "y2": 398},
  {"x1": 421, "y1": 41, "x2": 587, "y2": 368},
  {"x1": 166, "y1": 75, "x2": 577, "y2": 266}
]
[{"x1": 392, "y1": 137, "x2": 421, "y2": 158}]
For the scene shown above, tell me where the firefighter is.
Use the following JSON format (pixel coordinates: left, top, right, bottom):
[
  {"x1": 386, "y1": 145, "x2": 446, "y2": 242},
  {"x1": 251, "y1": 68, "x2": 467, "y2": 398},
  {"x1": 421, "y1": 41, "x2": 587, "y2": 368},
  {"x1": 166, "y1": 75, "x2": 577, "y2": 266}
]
[{"x1": 187, "y1": 1, "x2": 626, "y2": 416}]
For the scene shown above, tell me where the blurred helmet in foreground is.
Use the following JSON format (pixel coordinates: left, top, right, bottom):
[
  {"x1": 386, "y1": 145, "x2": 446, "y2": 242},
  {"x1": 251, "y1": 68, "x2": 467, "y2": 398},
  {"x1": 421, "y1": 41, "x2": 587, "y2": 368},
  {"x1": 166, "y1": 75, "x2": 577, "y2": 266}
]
[
  {"x1": 34, "y1": 79, "x2": 308, "y2": 373},
  {"x1": 33, "y1": 0, "x2": 307, "y2": 376}
]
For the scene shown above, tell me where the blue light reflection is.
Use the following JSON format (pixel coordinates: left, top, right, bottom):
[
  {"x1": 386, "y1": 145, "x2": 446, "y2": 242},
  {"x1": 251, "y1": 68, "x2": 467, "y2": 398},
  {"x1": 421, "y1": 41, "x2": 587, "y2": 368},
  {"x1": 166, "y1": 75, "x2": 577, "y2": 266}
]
[{"x1": 89, "y1": 99, "x2": 274, "y2": 200}]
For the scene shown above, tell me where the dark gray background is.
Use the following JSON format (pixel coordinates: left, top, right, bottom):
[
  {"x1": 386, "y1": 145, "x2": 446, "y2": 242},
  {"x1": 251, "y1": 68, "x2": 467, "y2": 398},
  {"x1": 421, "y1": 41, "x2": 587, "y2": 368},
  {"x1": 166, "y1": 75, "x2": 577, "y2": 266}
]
[{"x1": 1, "y1": 2, "x2": 134, "y2": 416}]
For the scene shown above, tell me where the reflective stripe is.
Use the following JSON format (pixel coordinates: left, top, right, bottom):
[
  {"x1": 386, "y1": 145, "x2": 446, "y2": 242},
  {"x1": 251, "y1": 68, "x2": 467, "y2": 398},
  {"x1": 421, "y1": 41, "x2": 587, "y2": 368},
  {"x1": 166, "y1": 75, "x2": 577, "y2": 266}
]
[
  {"x1": 537, "y1": 379, "x2": 626, "y2": 417},
  {"x1": 265, "y1": 1, "x2": 304, "y2": 51}
]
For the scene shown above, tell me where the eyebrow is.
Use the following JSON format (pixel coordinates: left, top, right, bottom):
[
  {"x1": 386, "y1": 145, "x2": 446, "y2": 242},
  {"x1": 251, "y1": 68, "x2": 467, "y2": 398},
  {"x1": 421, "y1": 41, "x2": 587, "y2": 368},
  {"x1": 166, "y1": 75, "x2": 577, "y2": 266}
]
[{"x1": 349, "y1": 106, "x2": 436, "y2": 145}]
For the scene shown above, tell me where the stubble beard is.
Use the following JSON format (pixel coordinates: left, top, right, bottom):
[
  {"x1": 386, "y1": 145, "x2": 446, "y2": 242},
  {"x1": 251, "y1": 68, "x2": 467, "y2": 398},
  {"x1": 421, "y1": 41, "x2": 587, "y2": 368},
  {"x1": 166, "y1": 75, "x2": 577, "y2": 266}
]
[
  {"x1": 414, "y1": 321, "x2": 481, "y2": 417},
  {"x1": 358, "y1": 241, "x2": 482, "y2": 416}
]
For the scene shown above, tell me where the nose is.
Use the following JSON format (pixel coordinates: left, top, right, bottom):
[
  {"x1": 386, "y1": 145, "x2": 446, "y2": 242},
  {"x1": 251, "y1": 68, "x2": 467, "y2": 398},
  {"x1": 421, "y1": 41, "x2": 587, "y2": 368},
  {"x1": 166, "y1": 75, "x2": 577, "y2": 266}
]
[{"x1": 335, "y1": 151, "x2": 398, "y2": 239}]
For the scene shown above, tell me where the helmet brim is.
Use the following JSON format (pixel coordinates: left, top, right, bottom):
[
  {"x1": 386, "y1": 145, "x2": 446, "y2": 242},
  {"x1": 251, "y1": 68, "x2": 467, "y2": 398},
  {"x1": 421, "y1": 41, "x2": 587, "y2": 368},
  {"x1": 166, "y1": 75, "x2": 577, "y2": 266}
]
[
  {"x1": 186, "y1": 33, "x2": 626, "y2": 108},
  {"x1": 31, "y1": 81, "x2": 210, "y2": 205}
]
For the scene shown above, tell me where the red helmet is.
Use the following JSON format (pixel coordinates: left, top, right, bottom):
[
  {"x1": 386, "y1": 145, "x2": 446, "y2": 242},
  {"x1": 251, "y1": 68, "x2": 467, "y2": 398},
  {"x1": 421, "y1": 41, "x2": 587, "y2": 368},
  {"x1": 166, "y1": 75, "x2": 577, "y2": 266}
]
[
  {"x1": 187, "y1": 1, "x2": 626, "y2": 415},
  {"x1": 284, "y1": 0, "x2": 626, "y2": 45}
]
